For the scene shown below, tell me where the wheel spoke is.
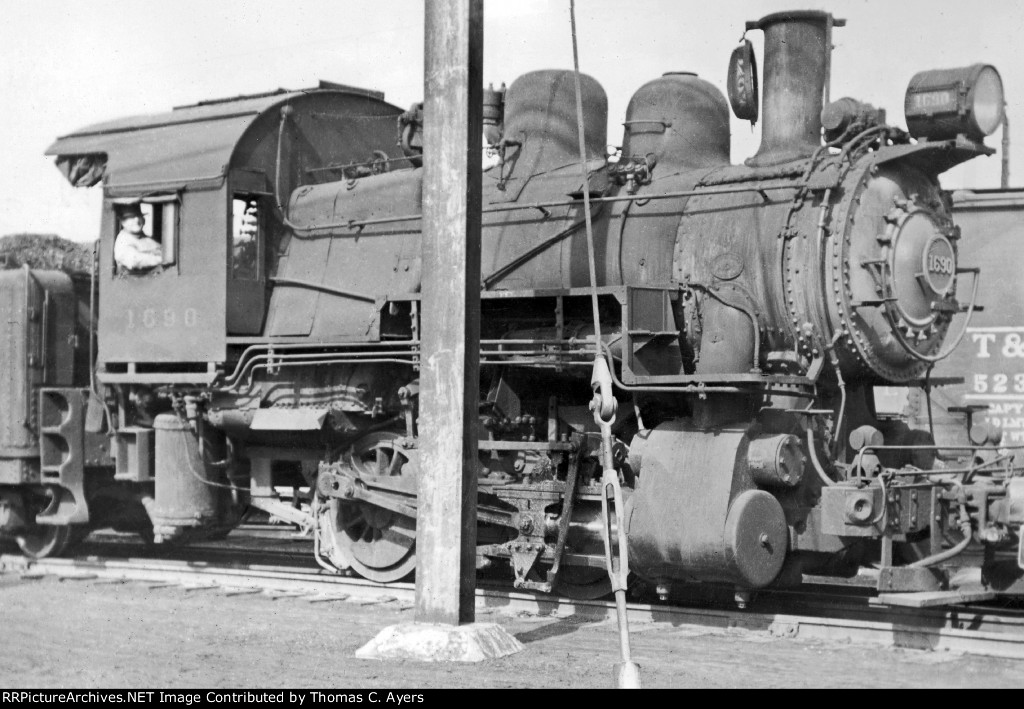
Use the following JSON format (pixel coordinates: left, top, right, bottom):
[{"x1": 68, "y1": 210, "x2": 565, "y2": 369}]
[
  {"x1": 342, "y1": 518, "x2": 364, "y2": 532},
  {"x1": 379, "y1": 520, "x2": 416, "y2": 544},
  {"x1": 374, "y1": 447, "x2": 388, "y2": 476},
  {"x1": 387, "y1": 451, "x2": 405, "y2": 476}
]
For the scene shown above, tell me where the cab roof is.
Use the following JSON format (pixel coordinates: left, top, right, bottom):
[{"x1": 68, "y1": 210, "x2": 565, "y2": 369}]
[{"x1": 46, "y1": 82, "x2": 395, "y2": 193}]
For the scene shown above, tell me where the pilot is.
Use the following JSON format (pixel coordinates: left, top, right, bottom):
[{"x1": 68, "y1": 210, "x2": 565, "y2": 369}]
[{"x1": 113, "y1": 204, "x2": 163, "y2": 271}]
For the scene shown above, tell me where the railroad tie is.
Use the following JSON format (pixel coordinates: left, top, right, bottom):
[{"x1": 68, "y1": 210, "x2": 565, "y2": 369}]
[
  {"x1": 266, "y1": 591, "x2": 310, "y2": 600},
  {"x1": 354, "y1": 595, "x2": 397, "y2": 606},
  {"x1": 304, "y1": 593, "x2": 351, "y2": 603}
]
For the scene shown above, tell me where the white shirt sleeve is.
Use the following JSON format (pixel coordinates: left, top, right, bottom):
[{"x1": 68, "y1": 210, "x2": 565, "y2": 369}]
[{"x1": 114, "y1": 232, "x2": 164, "y2": 270}]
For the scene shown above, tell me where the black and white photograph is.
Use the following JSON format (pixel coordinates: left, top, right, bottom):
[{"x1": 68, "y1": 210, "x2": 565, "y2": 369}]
[{"x1": 1, "y1": 0, "x2": 1023, "y2": 691}]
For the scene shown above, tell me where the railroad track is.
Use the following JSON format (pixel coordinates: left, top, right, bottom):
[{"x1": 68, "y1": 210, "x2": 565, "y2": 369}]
[{"x1": 3, "y1": 532, "x2": 1024, "y2": 661}]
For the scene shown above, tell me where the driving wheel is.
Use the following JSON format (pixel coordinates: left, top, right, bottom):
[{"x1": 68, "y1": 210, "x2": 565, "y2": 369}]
[{"x1": 331, "y1": 432, "x2": 418, "y2": 583}]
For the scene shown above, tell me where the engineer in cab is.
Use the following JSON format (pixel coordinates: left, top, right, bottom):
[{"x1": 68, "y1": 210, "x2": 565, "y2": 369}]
[{"x1": 113, "y1": 203, "x2": 163, "y2": 271}]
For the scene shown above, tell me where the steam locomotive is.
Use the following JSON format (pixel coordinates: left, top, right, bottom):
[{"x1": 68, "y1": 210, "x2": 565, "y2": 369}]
[{"x1": 2, "y1": 10, "x2": 1021, "y2": 604}]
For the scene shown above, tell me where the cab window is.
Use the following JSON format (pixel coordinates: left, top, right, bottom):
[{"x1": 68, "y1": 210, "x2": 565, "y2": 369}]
[
  {"x1": 231, "y1": 196, "x2": 261, "y2": 280},
  {"x1": 112, "y1": 198, "x2": 178, "y2": 273},
  {"x1": 147, "y1": 201, "x2": 178, "y2": 265}
]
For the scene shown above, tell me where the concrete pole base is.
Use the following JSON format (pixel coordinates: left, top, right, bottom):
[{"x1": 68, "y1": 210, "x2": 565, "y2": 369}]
[
  {"x1": 615, "y1": 661, "x2": 642, "y2": 689},
  {"x1": 355, "y1": 622, "x2": 524, "y2": 662}
]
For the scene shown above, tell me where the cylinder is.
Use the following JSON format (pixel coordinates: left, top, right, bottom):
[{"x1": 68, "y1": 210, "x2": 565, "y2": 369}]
[
  {"x1": 747, "y1": 433, "x2": 805, "y2": 488},
  {"x1": 151, "y1": 413, "x2": 226, "y2": 541},
  {"x1": 746, "y1": 11, "x2": 836, "y2": 167},
  {"x1": 626, "y1": 422, "x2": 789, "y2": 588}
]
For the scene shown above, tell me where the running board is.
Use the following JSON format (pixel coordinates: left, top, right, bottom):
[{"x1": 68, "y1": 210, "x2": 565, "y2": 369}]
[{"x1": 872, "y1": 589, "x2": 996, "y2": 608}]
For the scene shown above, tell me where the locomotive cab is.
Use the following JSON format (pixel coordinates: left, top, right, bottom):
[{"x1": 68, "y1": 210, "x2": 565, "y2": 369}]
[
  {"x1": 47, "y1": 85, "x2": 404, "y2": 381},
  {"x1": 36, "y1": 84, "x2": 404, "y2": 544}
]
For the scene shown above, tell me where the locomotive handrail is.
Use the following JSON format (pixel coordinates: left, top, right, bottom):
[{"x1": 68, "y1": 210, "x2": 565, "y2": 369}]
[
  {"x1": 88, "y1": 242, "x2": 98, "y2": 397},
  {"x1": 871, "y1": 454, "x2": 1016, "y2": 479},
  {"x1": 219, "y1": 336, "x2": 816, "y2": 393},
  {"x1": 221, "y1": 338, "x2": 604, "y2": 385},
  {"x1": 480, "y1": 213, "x2": 593, "y2": 288},
  {"x1": 267, "y1": 276, "x2": 376, "y2": 303},
  {"x1": 222, "y1": 339, "x2": 606, "y2": 389},
  {"x1": 222, "y1": 346, "x2": 419, "y2": 386},
  {"x1": 21, "y1": 267, "x2": 36, "y2": 427},
  {"x1": 886, "y1": 266, "x2": 981, "y2": 364},
  {"x1": 222, "y1": 340, "x2": 423, "y2": 382},
  {"x1": 273, "y1": 105, "x2": 327, "y2": 235},
  {"x1": 237, "y1": 349, "x2": 602, "y2": 389},
  {"x1": 853, "y1": 442, "x2": 1024, "y2": 457},
  {"x1": 621, "y1": 119, "x2": 673, "y2": 128},
  {"x1": 240, "y1": 352, "x2": 598, "y2": 389},
  {"x1": 240, "y1": 358, "x2": 421, "y2": 388},
  {"x1": 598, "y1": 342, "x2": 815, "y2": 396},
  {"x1": 838, "y1": 125, "x2": 892, "y2": 165},
  {"x1": 280, "y1": 184, "x2": 804, "y2": 234},
  {"x1": 304, "y1": 152, "x2": 420, "y2": 176},
  {"x1": 807, "y1": 426, "x2": 836, "y2": 487}
]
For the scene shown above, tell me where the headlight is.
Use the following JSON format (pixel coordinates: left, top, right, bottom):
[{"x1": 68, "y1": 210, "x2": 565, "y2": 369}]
[{"x1": 904, "y1": 64, "x2": 1004, "y2": 142}]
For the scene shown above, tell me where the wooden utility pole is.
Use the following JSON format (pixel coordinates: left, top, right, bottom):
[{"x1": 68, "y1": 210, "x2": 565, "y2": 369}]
[
  {"x1": 416, "y1": 0, "x2": 484, "y2": 626},
  {"x1": 1002, "y1": 111, "x2": 1010, "y2": 189}
]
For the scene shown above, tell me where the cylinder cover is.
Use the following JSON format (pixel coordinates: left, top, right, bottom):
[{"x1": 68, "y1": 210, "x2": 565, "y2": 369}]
[{"x1": 723, "y1": 490, "x2": 789, "y2": 587}]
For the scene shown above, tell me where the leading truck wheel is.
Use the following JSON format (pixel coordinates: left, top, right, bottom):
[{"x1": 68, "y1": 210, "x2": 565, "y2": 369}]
[
  {"x1": 331, "y1": 432, "x2": 418, "y2": 583},
  {"x1": 15, "y1": 524, "x2": 87, "y2": 559}
]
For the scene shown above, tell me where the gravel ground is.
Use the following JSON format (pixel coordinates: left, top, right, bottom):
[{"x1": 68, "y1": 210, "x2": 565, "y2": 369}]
[{"x1": 0, "y1": 573, "x2": 1021, "y2": 689}]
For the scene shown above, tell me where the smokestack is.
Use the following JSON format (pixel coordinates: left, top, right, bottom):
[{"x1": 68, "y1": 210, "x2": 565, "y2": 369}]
[{"x1": 746, "y1": 10, "x2": 844, "y2": 167}]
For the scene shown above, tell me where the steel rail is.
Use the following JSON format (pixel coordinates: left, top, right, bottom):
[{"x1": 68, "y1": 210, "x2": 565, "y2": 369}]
[{"x1": 4, "y1": 553, "x2": 1024, "y2": 660}]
